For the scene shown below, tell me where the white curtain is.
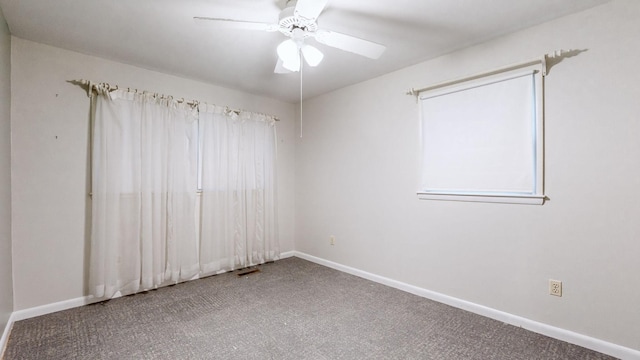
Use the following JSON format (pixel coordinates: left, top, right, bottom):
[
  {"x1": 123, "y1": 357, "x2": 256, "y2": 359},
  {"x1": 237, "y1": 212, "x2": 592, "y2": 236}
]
[
  {"x1": 90, "y1": 88, "x2": 199, "y2": 299},
  {"x1": 198, "y1": 104, "x2": 279, "y2": 275}
]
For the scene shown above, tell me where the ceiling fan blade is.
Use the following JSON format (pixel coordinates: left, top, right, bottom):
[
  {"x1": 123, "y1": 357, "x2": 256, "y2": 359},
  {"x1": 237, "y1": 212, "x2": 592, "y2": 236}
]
[
  {"x1": 194, "y1": 17, "x2": 278, "y2": 32},
  {"x1": 314, "y1": 29, "x2": 386, "y2": 59},
  {"x1": 294, "y1": 0, "x2": 328, "y2": 20}
]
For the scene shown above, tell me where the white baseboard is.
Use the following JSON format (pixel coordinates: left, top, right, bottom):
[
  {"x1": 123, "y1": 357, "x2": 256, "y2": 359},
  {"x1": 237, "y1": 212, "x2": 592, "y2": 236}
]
[
  {"x1": 279, "y1": 250, "x2": 295, "y2": 259},
  {"x1": 293, "y1": 251, "x2": 640, "y2": 360},
  {"x1": 11, "y1": 295, "x2": 94, "y2": 322},
  {"x1": 0, "y1": 313, "x2": 15, "y2": 359}
]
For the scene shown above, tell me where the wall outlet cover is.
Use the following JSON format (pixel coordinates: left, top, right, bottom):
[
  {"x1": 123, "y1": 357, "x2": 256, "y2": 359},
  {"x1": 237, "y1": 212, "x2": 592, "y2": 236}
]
[{"x1": 549, "y1": 279, "x2": 562, "y2": 297}]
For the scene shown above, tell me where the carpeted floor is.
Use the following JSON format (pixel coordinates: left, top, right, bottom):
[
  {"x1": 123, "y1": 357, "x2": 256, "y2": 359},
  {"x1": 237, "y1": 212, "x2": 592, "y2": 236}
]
[{"x1": 4, "y1": 257, "x2": 616, "y2": 359}]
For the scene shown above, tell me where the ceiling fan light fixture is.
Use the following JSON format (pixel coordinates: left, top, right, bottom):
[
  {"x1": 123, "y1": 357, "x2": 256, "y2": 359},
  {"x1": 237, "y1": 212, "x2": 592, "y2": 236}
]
[
  {"x1": 301, "y1": 44, "x2": 323, "y2": 67},
  {"x1": 277, "y1": 39, "x2": 301, "y2": 71},
  {"x1": 282, "y1": 59, "x2": 301, "y2": 72}
]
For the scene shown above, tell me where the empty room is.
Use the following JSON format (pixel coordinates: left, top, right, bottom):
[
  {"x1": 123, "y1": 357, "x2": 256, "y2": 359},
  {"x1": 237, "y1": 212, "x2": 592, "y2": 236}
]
[{"x1": 0, "y1": 0, "x2": 639, "y2": 359}]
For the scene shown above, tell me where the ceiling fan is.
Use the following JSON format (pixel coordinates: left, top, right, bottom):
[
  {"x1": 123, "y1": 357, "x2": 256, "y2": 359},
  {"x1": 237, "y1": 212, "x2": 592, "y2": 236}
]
[{"x1": 194, "y1": 0, "x2": 387, "y2": 73}]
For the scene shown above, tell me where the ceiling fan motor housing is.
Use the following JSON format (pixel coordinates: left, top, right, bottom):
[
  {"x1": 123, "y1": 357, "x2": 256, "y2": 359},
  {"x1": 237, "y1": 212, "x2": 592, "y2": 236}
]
[{"x1": 278, "y1": 3, "x2": 318, "y2": 38}]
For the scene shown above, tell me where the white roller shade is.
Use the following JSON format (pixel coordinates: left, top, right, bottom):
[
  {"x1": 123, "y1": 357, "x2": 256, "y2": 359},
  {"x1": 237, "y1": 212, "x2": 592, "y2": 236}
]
[{"x1": 418, "y1": 66, "x2": 544, "y2": 204}]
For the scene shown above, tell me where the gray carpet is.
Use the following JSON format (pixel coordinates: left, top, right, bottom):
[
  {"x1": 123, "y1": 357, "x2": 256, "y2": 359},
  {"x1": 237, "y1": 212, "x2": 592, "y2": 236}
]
[{"x1": 4, "y1": 257, "x2": 616, "y2": 359}]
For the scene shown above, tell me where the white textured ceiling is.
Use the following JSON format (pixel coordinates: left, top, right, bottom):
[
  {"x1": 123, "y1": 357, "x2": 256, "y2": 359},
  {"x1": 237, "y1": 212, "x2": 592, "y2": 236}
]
[{"x1": 0, "y1": 0, "x2": 609, "y2": 103}]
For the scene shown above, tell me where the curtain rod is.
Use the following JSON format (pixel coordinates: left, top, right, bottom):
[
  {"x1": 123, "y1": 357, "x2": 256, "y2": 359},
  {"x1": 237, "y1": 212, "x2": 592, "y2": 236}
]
[
  {"x1": 405, "y1": 49, "x2": 574, "y2": 99},
  {"x1": 68, "y1": 79, "x2": 280, "y2": 121}
]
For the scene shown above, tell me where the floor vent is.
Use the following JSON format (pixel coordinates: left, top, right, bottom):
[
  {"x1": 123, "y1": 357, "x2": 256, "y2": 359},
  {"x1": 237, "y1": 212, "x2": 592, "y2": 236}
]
[{"x1": 237, "y1": 268, "x2": 260, "y2": 276}]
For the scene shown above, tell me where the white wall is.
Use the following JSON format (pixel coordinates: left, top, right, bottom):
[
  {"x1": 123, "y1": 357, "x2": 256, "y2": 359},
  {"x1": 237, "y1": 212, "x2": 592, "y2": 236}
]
[
  {"x1": 10, "y1": 38, "x2": 296, "y2": 310},
  {"x1": 0, "y1": 5, "x2": 13, "y2": 332},
  {"x1": 295, "y1": 0, "x2": 640, "y2": 351}
]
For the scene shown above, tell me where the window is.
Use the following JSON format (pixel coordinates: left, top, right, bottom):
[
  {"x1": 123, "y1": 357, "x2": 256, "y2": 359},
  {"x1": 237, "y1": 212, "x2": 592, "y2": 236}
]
[{"x1": 417, "y1": 63, "x2": 545, "y2": 204}]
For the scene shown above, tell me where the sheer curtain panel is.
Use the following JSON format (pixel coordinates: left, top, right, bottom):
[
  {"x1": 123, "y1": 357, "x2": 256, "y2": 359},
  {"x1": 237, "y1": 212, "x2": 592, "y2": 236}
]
[
  {"x1": 198, "y1": 104, "x2": 279, "y2": 275},
  {"x1": 90, "y1": 88, "x2": 199, "y2": 299}
]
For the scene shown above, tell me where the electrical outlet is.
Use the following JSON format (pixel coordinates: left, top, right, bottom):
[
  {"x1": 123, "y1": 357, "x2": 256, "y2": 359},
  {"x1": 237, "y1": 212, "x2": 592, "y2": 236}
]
[
  {"x1": 330, "y1": 236, "x2": 335, "y2": 246},
  {"x1": 549, "y1": 279, "x2": 562, "y2": 297}
]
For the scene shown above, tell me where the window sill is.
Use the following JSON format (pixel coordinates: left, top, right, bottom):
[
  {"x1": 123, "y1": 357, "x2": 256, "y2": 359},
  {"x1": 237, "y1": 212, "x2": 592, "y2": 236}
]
[{"x1": 417, "y1": 192, "x2": 545, "y2": 205}]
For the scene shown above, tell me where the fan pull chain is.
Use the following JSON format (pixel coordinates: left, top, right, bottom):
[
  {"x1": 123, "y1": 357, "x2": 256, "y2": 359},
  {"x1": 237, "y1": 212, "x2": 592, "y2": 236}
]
[{"x1": 299, "y1": 51, "x2": 303, "y2": 138}]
